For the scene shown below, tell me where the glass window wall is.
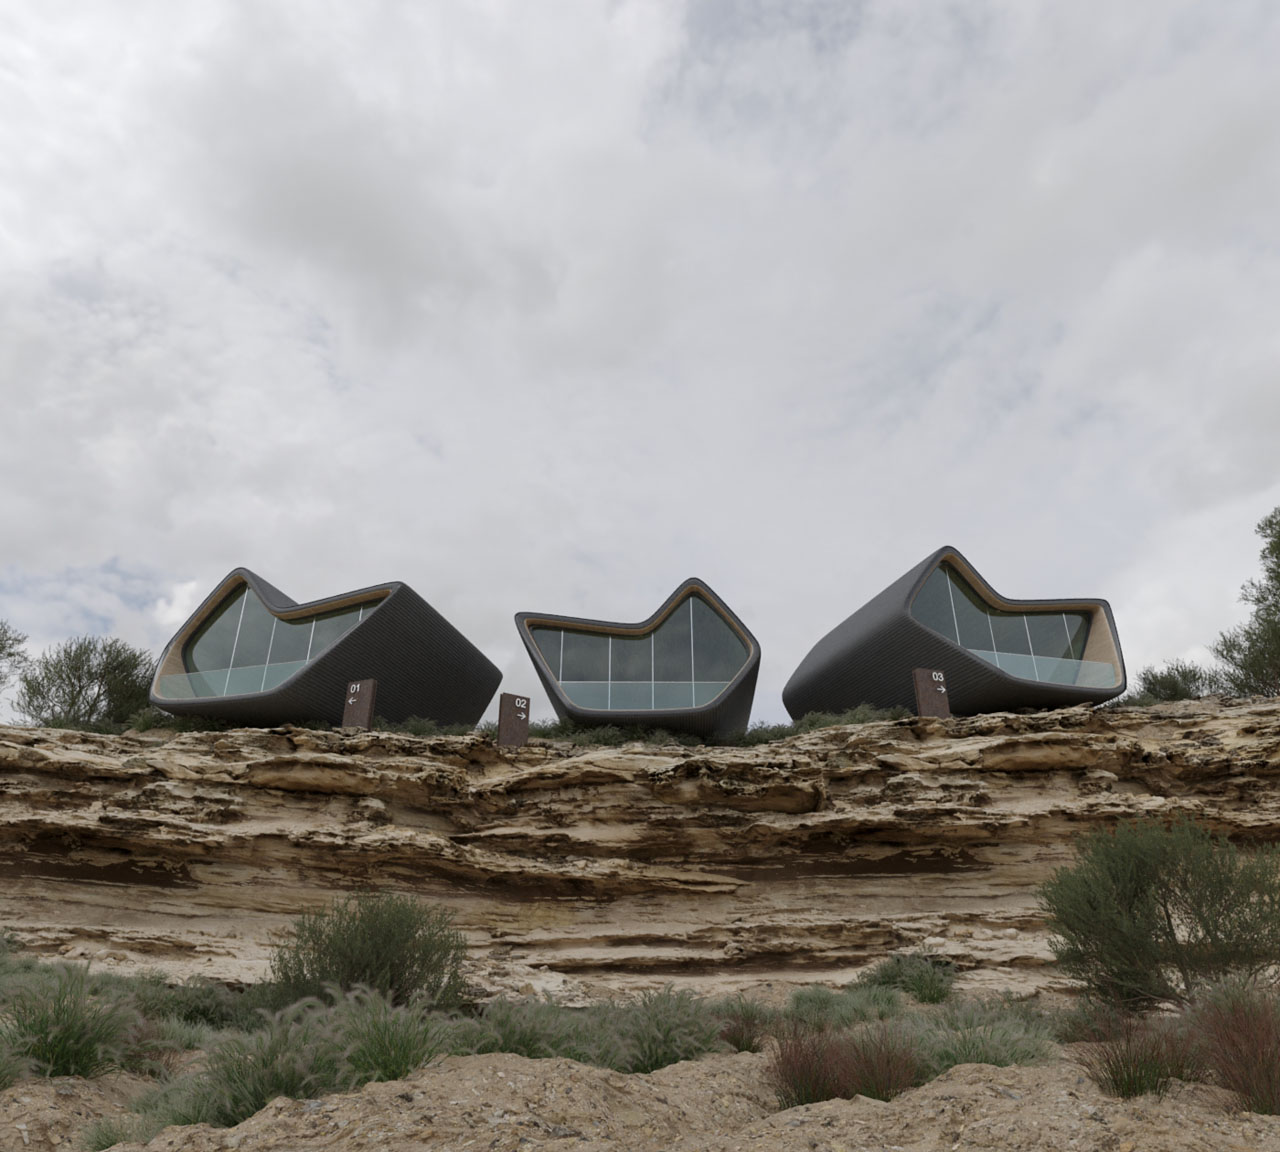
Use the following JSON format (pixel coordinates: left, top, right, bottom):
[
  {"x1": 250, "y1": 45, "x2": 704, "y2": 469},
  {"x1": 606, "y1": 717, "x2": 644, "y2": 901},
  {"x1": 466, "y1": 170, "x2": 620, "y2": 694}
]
[
  {"x1": 534, "y1": 593, "x2": 749, "y2": 711},
  {"x1": 155, "y1": 586, "x2": 380, "y2": 700},
  {"x1": 909, "y1": 563, "x2": 1117, "y2": 688}
]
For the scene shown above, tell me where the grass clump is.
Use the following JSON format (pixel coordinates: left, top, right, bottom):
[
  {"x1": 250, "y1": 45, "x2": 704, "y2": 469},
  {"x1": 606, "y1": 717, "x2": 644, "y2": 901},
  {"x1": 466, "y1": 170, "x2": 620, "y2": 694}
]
[
  {"x1": 912, "y1": 997, "x2": 1054, "y2": 1077},
  {"x1": 1191, "y1": 981, "x2": 1280, "y2": 1114},
  {"x1": 858, "y1": 952, "x2": 955, "y2": 1004},
  {"x1": 268, "y1": 891, "x2": 466, "y2": 1008},
  {"x1": 620, "y1": 987, "x2": 722, "y2": 1073},
  {"x1": 712, "y1": 993, "x2": 778, "y2": 1053},
  {"x1": 0, "y1": 965, "x2": 135, "y2": 1077},
  {"x1": 769, "y1": 1020, "x2": 923, "y2": 1107},
  {"x1": 470, "y1": 988, "x2": 719, "y2": 1073},
  {"x1": 1077, "y1": 1016, "x2": 1203, "y2": 1100},
  {"x1": 787, "y1": 984, "x2": 902, "y2": 1031}
]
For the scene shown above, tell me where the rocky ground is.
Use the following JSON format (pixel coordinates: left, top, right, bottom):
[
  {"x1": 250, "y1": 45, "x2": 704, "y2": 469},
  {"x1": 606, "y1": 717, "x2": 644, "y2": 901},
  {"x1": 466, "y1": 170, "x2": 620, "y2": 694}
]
[
  {"x1": 2, "y1": 697, "x2": 1280, "y2": 1149},
  {"x1": 4, "y1": 1050, "x2": 1280, "y2": 1152}
]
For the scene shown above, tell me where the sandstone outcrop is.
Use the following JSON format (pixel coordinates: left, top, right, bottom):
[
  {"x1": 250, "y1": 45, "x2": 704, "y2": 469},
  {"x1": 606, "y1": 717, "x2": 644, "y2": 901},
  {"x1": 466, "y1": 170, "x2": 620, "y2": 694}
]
[{"x1": 1, "y1": 698, "x2": 1278, "y2": 997}]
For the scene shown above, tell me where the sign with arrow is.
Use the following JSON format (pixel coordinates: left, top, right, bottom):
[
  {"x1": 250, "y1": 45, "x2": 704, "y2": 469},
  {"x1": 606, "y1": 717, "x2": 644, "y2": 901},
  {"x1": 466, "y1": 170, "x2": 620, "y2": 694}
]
[
  {"x1": 912, "y1": 667, "x2": 951, "y2": 719},
  {"x1": 497, "y1": 692, "x2": 530, "y2": 748},
  {"x1": 341, "y1": 678, "x2": 378, "y2": 730}
]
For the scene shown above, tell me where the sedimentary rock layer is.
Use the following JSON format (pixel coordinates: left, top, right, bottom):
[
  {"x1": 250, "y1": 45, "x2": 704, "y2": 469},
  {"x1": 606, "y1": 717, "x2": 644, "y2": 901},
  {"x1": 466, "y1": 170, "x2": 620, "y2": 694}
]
[{"x1": 1, "y1": 698, "x2": 1277, "y2": 994}]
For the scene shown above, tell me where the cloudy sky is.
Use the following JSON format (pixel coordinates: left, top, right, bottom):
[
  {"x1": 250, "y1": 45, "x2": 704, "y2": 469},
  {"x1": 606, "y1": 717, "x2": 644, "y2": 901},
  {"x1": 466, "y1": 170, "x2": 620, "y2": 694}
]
[{"x1": 2, "y1": 1, "x2": 1279, "y2": 724}]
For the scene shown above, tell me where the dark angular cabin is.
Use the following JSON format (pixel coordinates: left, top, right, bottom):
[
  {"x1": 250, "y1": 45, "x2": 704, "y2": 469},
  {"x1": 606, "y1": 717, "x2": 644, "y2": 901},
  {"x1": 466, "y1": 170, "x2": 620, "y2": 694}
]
[
  {"x1": 783, "y1": 546, "x2": 1126, "y2": 718},
  {"x1": 515, "y1": 578, "x2": 760, "y2": 739},
  {"x1": 150, "y1": 568, "x2": 501, "y2": 726}
]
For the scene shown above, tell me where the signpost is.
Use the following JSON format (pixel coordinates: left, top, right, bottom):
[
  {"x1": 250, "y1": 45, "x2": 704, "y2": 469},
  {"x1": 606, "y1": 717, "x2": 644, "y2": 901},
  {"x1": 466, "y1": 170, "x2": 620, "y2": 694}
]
[
  {"x1": 497, "y1": 692, "x2": 531, "y2": 748},
  {"x1": 912, "y1": 668, "x2": 951, "y2": 719},
  {"x1": 342, "y1": 678, "x2": 378, "y2": 730}
]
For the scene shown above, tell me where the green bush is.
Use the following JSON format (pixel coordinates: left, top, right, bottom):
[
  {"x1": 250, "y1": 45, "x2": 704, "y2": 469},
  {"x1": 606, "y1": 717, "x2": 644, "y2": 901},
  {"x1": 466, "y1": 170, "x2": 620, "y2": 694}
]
[
  {"x1": 787, "y1": 984, "x2": 902, "y2": 1031},
  {"x1": 268, "y1": 891, "x2": 466, "y2": 1007},
  {"x1": 858, "y1": 953, "x2": 955, "y2": 1004},
  {"x1": 912, "y1": 997, "x2": 1054, "y2": 1076},
  {"x1": 1119, "y1": 660, "x2": 1222, "y2": 707},
  {"x1": 0, "y1": 965, "x2": 135, "y2": 1077},
  {"x1": 1038, "y1": 816, "x2": 1280, "y2": 1006}
]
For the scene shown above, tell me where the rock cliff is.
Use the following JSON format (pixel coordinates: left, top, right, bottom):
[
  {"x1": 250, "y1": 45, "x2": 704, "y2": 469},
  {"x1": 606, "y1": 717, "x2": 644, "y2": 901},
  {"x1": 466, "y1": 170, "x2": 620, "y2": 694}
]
[{"x1": 1, "y1": 697, "x2": 1277, "y2": 998}]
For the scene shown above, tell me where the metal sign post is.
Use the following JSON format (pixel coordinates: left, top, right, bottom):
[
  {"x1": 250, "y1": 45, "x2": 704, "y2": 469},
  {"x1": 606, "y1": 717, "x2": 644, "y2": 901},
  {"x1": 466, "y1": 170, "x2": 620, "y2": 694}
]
[
  {"x1": 912, "y1": 668, "x2": 951, "y2": 719},
  {"x1": 342, "y1": 678, "x2": 378, "y2": 729},
  {"x1": 497, "y1": 692, "x2": 530, "y2": 747}
]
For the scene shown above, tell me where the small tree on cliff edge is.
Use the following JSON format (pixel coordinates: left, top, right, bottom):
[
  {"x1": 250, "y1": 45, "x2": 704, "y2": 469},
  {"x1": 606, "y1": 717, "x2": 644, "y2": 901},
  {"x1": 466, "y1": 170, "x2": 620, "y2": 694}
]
[
  {"x1": 15, "y1": 636, "x2": 156, "y2": 730},
  {"x1": 1212, "y1": 507, "x2": 1280, "y2": 696},
  {"x1": 0, "y1": 621, "x2": 27, "y2": 697}
]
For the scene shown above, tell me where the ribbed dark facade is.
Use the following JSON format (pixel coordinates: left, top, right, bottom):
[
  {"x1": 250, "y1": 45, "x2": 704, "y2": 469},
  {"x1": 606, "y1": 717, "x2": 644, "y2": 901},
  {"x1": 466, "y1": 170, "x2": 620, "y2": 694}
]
[
  {"x1": 150, "y1": 569, "x2": 501, "y2": 726},
  {"x1": 516, "y1": 578, "x2": 760, "y2": 739},
  {"x1": 783, "y1": 546, "x2": 1127, "y2": 718}
]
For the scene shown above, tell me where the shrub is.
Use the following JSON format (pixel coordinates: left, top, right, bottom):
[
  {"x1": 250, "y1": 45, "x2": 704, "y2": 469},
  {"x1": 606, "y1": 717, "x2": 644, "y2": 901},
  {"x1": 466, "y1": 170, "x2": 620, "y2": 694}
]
[
  {"x1": 770, "y1": 1020, "x2": 923, "y2": 1108},
  {"x1": 913, "y1": 997, "x2": 1054, "y2": 1077},
  {"x1": 1192, "y1": 981, "x2": 1280, "y2": 1114},
  {"x1": 1038, "y1": 815, "x2": 1280, "y2": 1006},
  {"x1": 858, "y1": 953, "x2": 955, "y2": 1004},
  {"x1": 372, "y1": 716, "x2": 478, "y2": 737},
  {"x1": 268, "y1": 891, "x2": 466, "y2": 1007},
  {"x1": 14, "y1": 635, "x2": 156, "y2": 731},
  {"x1": 126, "y1": 974, "x2": 250, "y2": 1030},
  {"x1": 1121, "y1": 660, "x2": 1222, "y2": 706},
  {"x1": 738, "y1": 705, "x2": 909, "y2": 745},
  {"x1": 0, "y1": 965, "x2": 135, "y2": 1077},
  {"x1": 1078, "y1": 1016, "x2": 1204, "y2": 1100}
]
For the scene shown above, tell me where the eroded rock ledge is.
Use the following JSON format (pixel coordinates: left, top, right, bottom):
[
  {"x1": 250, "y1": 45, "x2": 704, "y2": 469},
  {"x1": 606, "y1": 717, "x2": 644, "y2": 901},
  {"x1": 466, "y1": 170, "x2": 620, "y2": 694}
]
[{"x1": 1, "y1": 698, "x2": 1277, "y2": 996}]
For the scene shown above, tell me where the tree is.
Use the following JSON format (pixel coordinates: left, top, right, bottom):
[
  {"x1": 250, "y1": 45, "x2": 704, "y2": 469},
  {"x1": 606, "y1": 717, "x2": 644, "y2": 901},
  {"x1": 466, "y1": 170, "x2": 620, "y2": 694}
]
[
  {"x1": 1212, "y1": 507, "x2": 1280, "y2": 696},
  {"x1": 14, "y1": 636, "x2": 156, "y2": 730},
  {"x1": 0, "y1": 620, "x2": 28, "y2": 696}
]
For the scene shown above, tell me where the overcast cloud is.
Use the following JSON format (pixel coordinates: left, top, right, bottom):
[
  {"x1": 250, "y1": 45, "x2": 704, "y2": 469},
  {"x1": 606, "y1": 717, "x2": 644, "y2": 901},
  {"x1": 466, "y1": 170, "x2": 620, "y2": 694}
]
[{"x1": 2, "y1": 1, "x2": 1279, "y2": 723}]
